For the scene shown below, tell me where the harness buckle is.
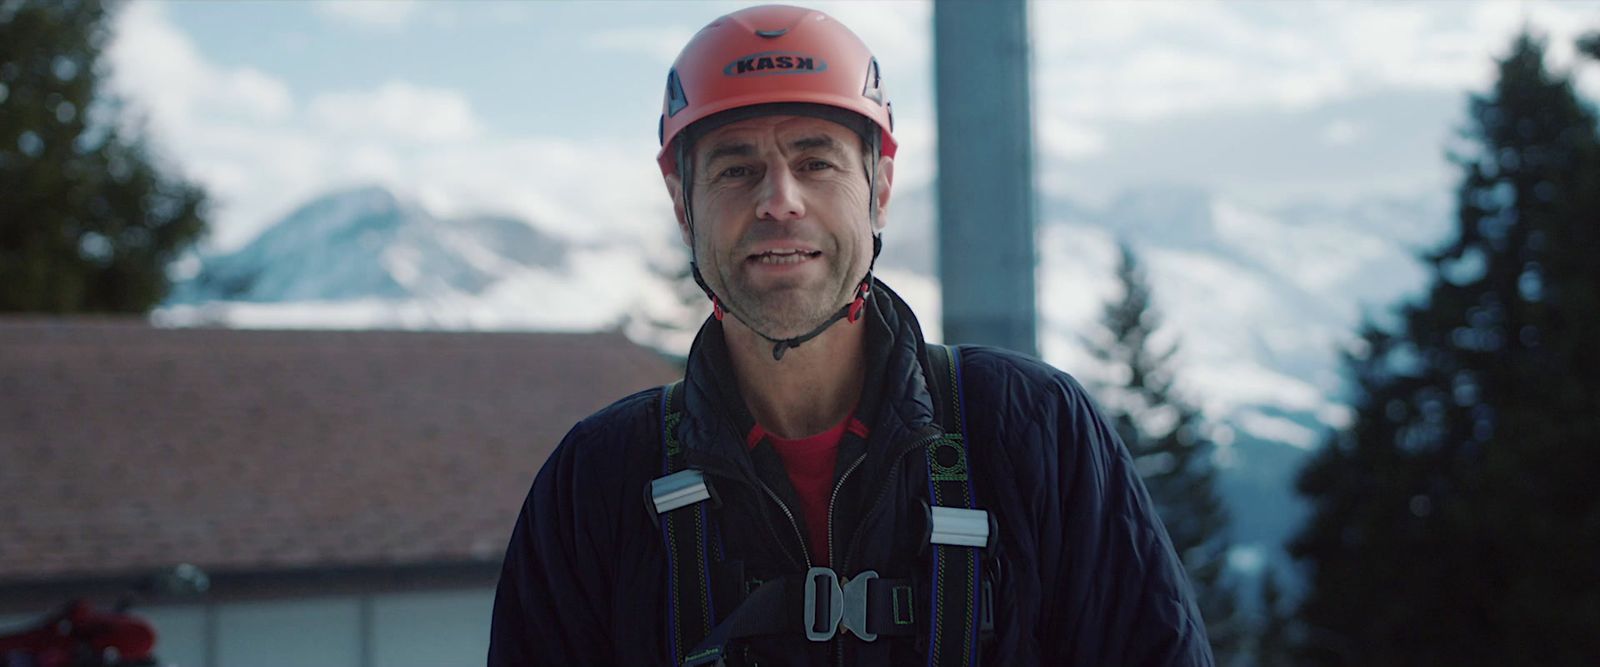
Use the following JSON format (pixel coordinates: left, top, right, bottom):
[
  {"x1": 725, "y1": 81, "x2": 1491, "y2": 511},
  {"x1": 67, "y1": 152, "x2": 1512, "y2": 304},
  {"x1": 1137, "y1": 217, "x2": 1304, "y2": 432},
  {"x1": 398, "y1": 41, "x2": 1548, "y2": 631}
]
[
  {"x1": 803, "y1": 568, "x2": 881, "y2": 642},
  {"x1": 841, "y1": 570, "x2": 878, "y2": 641},
  {"x1": 803, "y1": 567, "x2": 843, "y2": 642}
]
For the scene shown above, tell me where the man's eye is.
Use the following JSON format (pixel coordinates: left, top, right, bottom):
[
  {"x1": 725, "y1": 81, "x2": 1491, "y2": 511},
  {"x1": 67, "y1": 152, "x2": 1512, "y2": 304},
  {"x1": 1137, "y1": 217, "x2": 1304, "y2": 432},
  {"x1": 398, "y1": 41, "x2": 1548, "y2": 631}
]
[
  {"x1": 802, "y1": 159, "x2": 833, "y2": 171},
  {"x1": 719, "y1": 166, "x2": 754, "y2": 179}
]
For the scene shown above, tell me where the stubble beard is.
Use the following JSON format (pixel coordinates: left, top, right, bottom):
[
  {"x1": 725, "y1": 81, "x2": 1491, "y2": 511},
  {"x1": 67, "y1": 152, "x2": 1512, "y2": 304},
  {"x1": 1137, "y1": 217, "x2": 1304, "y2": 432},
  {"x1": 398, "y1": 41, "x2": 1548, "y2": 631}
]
[{"x1": 710, "y1": 242, "x2": 859, "y2": 340}]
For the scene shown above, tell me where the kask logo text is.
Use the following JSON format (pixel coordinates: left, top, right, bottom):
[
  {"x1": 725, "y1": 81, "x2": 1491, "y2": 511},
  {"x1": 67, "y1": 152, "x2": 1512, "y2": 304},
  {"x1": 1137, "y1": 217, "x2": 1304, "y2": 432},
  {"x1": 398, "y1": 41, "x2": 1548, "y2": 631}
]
[{"x1": 722, "y1": 51, "x2": 828, "y2": 77}]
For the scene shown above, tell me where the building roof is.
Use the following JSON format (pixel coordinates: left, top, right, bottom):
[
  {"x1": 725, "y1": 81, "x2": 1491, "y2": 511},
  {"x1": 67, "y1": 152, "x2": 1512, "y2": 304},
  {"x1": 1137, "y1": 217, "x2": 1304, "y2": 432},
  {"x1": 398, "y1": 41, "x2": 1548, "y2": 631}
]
[{"x1": 0, "y1": 319, "x2": 681, "y2": 587}]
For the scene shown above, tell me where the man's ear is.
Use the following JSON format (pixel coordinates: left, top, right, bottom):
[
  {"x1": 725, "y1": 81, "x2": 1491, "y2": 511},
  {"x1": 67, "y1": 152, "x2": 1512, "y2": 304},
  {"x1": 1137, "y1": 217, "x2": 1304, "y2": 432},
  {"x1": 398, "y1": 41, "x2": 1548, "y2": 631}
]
[
  {"x1": 664, "y1": 173, "x2": 692, "y2": 247},
  {"x1": 872, "y1": 155, "x2": 895, "y2": 232}
]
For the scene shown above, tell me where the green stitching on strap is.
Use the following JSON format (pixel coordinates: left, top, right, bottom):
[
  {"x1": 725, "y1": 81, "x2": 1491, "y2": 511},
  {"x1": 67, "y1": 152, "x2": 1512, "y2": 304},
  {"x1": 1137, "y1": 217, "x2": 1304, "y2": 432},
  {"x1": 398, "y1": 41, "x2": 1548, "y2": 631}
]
[
  {"x1": 962, "y1": 551, "x2": 976, "y2": 666},
  {"x1": 893, "y1": 585, "x2": 915, "y2": 625},
  {"x1": 692, "y1": 508, "x2": 712, "y2": 646},
  {"x1": 664, "y1": 388, "x2": 683, "y2": 456},
  {"x1": 931, "y1": 567, "x2": 944, "y2": 665},
  {"x1": 927, "y1": 436, "x2": 968, "y2": 482},
  {"x1": 945, "y1": 345, "x2": 963, "y2": 433},
  {"x1": 664, "y1": 515, "x2": 684, "y2": 655},
  {"x1": 665, "y1": 413, "x2": 683, "y2": 453},
  {"x1": 683, "y1": 647, "x2": 721, "y2": 665}
]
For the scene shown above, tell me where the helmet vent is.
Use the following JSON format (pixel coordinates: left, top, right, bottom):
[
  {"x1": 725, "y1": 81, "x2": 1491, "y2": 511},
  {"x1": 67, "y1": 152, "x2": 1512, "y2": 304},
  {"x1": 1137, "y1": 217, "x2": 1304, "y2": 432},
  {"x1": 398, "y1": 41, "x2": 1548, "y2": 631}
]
[
  {"x1": 665, "y1": 69, "x2": 689, "y2": 117},
  {"x1": 755, "y1": 28, "x2": 788, "y2": 38},
  {"x1": 861, "y1": 57, "x2": 884, "y2": 104}
]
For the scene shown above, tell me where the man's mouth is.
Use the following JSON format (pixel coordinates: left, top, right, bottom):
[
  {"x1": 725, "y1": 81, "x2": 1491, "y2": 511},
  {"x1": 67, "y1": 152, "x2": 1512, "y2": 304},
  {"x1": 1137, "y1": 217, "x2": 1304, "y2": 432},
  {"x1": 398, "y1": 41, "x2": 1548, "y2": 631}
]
[{"x1": 749, "y1": 249, "x2": 823, "y2": 265}]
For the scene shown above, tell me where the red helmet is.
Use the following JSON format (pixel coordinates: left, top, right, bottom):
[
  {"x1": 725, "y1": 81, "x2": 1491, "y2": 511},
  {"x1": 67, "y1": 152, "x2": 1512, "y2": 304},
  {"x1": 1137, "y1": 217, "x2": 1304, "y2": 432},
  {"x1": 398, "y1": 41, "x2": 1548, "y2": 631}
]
[{"x1": 656, "y1": 4, "x2": 897, "y2": 177}]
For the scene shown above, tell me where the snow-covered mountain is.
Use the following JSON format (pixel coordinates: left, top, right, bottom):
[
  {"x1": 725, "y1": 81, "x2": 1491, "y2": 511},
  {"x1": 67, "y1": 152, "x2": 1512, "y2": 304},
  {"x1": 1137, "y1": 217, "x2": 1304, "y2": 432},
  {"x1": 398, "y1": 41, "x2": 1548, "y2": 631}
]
[
  {"x1": 162, "y1": 186, "x2": 673, "y2": 331},
  {"x1": 159, "y1": 183, "x2": 1452, "y2": 575},
  {"x1": 169, "y1": 187, "x2": 564, "y2": 302}
]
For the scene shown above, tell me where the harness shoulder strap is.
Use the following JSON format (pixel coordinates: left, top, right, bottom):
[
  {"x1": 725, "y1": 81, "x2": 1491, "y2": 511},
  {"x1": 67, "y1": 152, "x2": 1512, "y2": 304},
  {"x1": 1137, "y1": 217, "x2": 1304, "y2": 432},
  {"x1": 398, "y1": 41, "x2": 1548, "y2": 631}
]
[
  {"x1": 922, "y1": 344, "x2": 987, "y2": 667},
  {"x1": 655, "y1": 381, "x2": 721, "y2": 666},
  {"x1": 924, "y1": 344, "x2": 957, "y2": 433}
]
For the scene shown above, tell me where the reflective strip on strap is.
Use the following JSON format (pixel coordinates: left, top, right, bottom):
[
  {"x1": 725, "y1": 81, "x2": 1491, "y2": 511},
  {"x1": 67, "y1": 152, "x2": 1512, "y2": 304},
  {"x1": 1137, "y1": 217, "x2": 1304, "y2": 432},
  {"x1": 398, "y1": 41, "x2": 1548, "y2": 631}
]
[
  {"x1": 652, "y1": 469, "x2": 711, "y2": 515},
  {"x1": 929, "y1": 506, "x2": 990, "y2": 548}
]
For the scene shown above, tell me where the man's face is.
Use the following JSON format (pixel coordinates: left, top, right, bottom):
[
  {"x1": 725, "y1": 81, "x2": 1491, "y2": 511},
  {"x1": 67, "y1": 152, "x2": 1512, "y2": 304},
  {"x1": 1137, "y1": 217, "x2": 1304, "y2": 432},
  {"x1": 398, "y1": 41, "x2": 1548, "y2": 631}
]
[{"x1": 667, "y1": 114, "x2": 893, "y2": 338}]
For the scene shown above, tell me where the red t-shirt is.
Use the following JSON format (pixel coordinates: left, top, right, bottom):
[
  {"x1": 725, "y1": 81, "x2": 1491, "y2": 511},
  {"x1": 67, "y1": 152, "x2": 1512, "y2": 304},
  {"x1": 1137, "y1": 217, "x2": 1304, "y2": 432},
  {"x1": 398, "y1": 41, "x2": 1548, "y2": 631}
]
[{"x1": 748, "y1": 415, "x2": 868, "y2": 567}]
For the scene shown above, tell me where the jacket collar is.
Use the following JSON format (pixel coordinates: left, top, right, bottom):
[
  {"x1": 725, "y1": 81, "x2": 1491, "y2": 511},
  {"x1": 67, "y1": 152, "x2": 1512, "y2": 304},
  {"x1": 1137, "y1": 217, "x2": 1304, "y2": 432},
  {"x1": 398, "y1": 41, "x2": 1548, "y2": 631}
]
[{"x1": 677, "y1": 278, "x2": 939, "y2": 481}]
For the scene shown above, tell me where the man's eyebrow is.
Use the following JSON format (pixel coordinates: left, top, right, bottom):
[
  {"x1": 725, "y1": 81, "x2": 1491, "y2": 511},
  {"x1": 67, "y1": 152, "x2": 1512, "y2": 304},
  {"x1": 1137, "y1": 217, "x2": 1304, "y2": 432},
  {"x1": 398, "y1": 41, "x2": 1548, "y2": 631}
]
[
  {"x1": 703, "y1": 142, "x2": 755, "y2": 163},
  {"x1": 789, "y1": 135, "x2": 842, "y2": 153}
]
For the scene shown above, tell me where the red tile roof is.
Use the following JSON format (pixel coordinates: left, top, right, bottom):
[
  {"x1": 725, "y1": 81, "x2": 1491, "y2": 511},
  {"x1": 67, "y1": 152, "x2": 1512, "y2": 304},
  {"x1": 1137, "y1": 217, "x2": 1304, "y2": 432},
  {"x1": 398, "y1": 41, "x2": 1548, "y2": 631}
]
[{"x1": 0, "y1": 319, "x2": 681, "y2": 585}]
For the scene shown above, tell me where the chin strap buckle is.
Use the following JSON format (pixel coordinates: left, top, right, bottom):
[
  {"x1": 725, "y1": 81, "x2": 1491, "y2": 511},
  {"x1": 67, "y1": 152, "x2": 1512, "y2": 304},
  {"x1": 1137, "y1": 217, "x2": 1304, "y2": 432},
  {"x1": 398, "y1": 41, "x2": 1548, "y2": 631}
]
[{"x1": 846, "y1": 282, "x2": 871, "y2": 323}]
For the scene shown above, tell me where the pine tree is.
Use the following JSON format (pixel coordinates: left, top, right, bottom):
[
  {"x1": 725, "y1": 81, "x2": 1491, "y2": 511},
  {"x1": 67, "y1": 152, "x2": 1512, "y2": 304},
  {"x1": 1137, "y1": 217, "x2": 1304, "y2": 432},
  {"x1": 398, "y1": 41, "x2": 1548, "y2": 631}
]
[
  {"x1": 620, "y1": 239, "x2": 705, "y2": 360},
  {"x1": 0, "y1": 0, "x2": 207, "y2": 313},
  {"x1": 1251, "y1": 566, "x2": 1293, "y2": 667},
  {"x1": 1289, "y1": 32, "x2": 1600, "y2": 666},
  {"x1": 1087, "y1": 241, "x2": 1241, "y2": 662}
]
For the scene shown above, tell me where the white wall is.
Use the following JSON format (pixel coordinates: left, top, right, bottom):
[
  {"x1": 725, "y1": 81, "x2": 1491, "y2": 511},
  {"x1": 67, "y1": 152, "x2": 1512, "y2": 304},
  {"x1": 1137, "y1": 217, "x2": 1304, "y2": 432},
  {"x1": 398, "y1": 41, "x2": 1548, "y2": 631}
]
[
  {"x1": 139, "y1": 606, "x2": 206, "y2": 667},
  {"x1": 218, "y1": 597, "x2": 363, "y2": 667},
  {"x1": 371, "y1": 589, "x2": 498, "y2": 667}
]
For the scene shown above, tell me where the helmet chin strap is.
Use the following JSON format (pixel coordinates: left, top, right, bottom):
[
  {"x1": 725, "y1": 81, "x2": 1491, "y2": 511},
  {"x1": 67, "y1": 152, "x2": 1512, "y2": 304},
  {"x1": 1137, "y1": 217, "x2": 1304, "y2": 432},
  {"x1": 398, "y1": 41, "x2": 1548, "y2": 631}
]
[
  {"x1": 691, "y1": 237, "x2": 878, "y2": 361},
  {"x1": 679, "y1": 128, "x2": 883, "y2": 361}
]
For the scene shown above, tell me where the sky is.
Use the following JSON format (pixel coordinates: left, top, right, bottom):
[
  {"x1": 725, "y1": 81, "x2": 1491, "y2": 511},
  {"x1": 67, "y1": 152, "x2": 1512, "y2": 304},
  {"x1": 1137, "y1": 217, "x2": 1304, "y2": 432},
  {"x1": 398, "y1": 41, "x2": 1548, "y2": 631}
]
[{"x1": 103, "y1": 0, "x2": 1600, "y2": 255}]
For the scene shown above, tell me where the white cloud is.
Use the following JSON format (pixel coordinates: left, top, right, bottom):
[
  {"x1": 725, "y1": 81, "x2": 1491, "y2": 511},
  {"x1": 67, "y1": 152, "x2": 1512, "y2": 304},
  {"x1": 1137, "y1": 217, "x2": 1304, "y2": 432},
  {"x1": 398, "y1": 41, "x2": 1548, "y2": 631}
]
[
  {"x1": 109, "y1": 2, "x2": 294, "y2": 127},
  {"x1": 885, "y1": 113, "x2": 937, "y2": 191},
  {"x1": 1320, "y1": 119, "x2": 1364, "y2": 147},
  {"x1": 399, "y1": 135, "x2": 669, "y2": 243},
  {"x1": 108, "y1": 0, "x2": 1600, "y2": 258},
  {"x1": 813, "y1": 0, "x2": 934, "y2": 75},
  {"x1": 308, "y1": 82, "x2": 483, "y2": 144},
  {"x1": 1031, "y1": 0, "x2": 1600, "y2": 123},
  {"x1": 1236, "y1": 410, "x2": 1321, "y2": 449},
  {"x1": 227, "y1": 68, "x2": 295, "y2": 119},
  {"x1": 108, "y1": 3, "x2": 311, "y2": 249},
  {"x1": 1038, "y1": 117, "x2": 1107, "y2": 160},
  {"x1": 1026, "y1": 0, "x2": 1600, "y2": 195},
  {"x1": 109, "y1": 3, "x2": 655, "y2": 252},
  {"x1": 313, "y1": 0, "x2": 424, "y2": 31},
  {"x1": 586, "y1": 25, "x2": 698, "y2": 65}
]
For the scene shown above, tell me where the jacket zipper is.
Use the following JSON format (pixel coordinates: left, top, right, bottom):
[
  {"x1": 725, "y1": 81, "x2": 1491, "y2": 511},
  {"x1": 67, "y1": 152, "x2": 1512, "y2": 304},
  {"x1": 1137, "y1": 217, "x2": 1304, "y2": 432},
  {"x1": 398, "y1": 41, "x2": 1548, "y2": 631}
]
[
  {"x1": 825, "y1": 452, "x2": 868, "y2": 667},
  {"x1": 697, "y1": 401, "x2": 938, "y2": 656},
  {"x1": 840, "y1": 433, "x2": 940, "y2": 576},
  {"x1": 755, "y1": 477, "x2": 813, "y2": 570},
  {"x1": 694, "y1": 394, "x2": 812, "y2": 571},
  {"x1": 692, "y1": 457, "x2": 811, "y2": 571},
  {"x1": 825, "y1": 452, "x2": 869, "y2": 568},
  {"x1": 829, "y1": 432, "x2": 941, "y2": 665}
]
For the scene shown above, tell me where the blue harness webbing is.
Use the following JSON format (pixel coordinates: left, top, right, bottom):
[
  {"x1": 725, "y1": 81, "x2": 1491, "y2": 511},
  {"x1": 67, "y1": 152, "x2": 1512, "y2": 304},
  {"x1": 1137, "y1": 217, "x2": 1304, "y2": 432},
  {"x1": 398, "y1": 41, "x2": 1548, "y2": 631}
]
[{"x1": 922, "y1": 344, "x2": 984, "y2": 667}]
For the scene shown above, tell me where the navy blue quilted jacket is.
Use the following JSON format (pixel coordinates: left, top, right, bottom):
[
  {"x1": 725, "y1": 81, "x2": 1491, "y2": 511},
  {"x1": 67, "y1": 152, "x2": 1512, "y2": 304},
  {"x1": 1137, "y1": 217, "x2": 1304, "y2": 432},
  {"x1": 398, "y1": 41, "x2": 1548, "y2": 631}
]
[{"x1": 489, "y1": 281, "x2": 1213, "y2": 666}]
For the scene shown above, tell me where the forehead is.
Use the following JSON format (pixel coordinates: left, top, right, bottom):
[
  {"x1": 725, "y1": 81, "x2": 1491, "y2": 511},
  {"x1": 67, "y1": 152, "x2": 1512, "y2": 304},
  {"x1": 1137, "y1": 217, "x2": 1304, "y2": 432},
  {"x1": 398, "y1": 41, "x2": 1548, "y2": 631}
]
[{"x1": 695, "y1": 114, "x2": 863, "y2": 156}]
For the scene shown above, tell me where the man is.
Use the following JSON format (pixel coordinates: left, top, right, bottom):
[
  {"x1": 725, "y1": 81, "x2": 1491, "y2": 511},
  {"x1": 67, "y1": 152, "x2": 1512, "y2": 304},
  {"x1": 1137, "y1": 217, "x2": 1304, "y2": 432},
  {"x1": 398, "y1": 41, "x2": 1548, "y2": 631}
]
[{"x1": 489, "y1": 5, "x2": 1212, "y2": 666}]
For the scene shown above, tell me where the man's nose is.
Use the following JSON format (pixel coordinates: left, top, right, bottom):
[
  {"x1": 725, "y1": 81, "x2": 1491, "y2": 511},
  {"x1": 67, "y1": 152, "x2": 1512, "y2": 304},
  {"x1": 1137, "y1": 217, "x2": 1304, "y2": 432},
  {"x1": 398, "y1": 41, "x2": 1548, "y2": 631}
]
[{"x1": 755, "y1": 165, "x2": 805, "y2": 222}]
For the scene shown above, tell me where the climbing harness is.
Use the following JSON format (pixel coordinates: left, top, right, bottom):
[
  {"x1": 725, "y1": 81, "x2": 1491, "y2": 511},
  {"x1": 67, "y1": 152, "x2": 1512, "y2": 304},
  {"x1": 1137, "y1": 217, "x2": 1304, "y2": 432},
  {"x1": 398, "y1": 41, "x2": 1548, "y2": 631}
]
[{"x1": 646, "y1": 345, "x2": 996, "y2": 666}]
